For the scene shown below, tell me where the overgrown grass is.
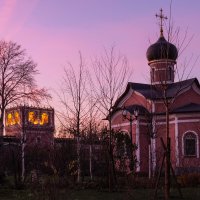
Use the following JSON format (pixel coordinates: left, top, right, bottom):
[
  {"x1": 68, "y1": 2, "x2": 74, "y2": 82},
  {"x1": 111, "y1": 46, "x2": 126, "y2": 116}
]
[
  {"x1": 0, "y1": 174, "x2": 199, "y2": 199},
  {"x1": 0, "y1": 187, "x2": 200, "y2": 200}
]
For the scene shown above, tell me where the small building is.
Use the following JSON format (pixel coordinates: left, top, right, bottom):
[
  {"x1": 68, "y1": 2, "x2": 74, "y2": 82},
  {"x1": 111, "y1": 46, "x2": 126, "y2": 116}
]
[{"x1": 5, "y1": 106, "x2": 54, "y2": 147}]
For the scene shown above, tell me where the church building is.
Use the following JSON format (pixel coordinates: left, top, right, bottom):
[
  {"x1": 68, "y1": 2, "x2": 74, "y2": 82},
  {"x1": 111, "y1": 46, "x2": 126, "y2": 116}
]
[{"x1": 111, "y1": 10, "x2": 200, "y2": 175}]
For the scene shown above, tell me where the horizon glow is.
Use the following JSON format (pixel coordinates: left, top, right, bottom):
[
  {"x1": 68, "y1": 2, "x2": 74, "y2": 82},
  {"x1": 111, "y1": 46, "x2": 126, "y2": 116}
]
[{"x1": 0, "y1": 0, "x2": 200, "y2": 108}]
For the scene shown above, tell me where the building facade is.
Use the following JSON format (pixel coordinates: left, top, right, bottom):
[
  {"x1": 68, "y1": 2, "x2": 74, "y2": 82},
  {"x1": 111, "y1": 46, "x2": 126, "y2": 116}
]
[
  {"x1": 5, "y1": 106, "x2": 54, "y2": 147},
  {"x1": 111, "y1": 13, "x2": 200, "y2": 175}
]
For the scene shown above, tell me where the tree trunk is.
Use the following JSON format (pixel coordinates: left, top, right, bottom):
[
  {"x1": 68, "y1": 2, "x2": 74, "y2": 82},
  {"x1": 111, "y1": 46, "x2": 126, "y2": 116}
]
[
  {"x1": 89, "y1": 145, "x2": 93, "y2": 180},
  {"x1": 21, "y1": 130, "x2": 26, "y2": 183},
  {"x1": 108, "y1": 113, "x2": 117, "y2": 191},
  {"x1": 165, "y1": 104, "x2": 171, "y2": 200},
  {"x1": 77, "y1": 135, "x2": 81, "y2": 183},
  {"x1": 0, "y1": 111, "x2": 4, "y2": 137}
]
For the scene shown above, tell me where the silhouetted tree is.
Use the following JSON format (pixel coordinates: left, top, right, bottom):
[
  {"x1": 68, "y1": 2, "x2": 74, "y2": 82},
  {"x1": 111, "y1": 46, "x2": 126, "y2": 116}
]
[
  {"x1": 93, "y1": 46, "x2": 131, "y2": 190},
  {"x1": 0, "y1": 40, "x2": 50, "y2": 136},
  {"x1": 57, "y1": 52, "x2": 89, "y2": 183}
]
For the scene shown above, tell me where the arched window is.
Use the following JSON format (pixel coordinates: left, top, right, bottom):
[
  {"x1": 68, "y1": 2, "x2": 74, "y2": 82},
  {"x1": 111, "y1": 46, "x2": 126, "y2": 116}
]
[
  {"x1": 183, "y1": 132, "x2": 199, "y2": 157},
  {"x1": 151, "y1": 68, "x2": 155, "y2": 82},
  {"x1": 168, "y1": 66, "x2": 172, "y2": 80},
  {"x1": 114, "y1": 130, "x2": 131, "y2": 158}
]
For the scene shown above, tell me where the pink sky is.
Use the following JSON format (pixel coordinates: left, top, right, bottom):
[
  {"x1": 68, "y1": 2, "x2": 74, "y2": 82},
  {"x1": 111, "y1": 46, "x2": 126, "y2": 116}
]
[{"x1": 0, "y1": 0, "x2": 200, "y2": 106}]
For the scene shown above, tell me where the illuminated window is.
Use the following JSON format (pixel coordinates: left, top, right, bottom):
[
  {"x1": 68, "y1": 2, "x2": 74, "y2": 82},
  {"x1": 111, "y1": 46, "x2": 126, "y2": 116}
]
[
  {"x1": 6, "y1": 111, "x2": 20, "y2": 126},
  {"x1": 40, "y1": 113, "x2": 49, "y2": 125},
  {"x1": 33, "y1": 118, "x2": 39, "y2": 125},
  {"x1": 28, "y1": 111, "x2": 35, "y2": 123},
  {"x1": 28, "y1": 111, "x2": 49, "y2": 125},
  {"x1": 6, "y1": 113, "x2": 13, "y2": 126},
  {"x1": 14, "y1": 111, "x2": 20, "y2": 124}
]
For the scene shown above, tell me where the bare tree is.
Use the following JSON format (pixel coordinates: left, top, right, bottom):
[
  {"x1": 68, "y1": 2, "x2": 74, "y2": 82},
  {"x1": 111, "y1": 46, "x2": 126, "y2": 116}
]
[
  {"x1": 93, "y1": 46, "x2": 131, "y2": 190},
  {"x1": 57, "y1": 52, "x2": 89, "y2": 183},
  {"x1": 151, "y1": 6, "x2": 197, "y2": 200},
  {"x1": 0, "y1": 40, "x2": 50, "y2": 136},
  {"x1": 85, "y1": 83, "x2": 101, "y2": 180}
]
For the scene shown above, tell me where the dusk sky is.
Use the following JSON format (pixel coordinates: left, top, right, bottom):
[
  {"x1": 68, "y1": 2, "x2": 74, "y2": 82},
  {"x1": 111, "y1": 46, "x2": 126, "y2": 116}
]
[{"x1": 1, "y1": 0, "x2": 200, "y2": 103}]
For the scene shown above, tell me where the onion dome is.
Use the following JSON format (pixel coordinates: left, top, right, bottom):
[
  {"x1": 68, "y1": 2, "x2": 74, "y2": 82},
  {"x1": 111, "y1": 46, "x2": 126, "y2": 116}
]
[{"x1": 146, "y1": 36, "x2": 178, "y2": 62}]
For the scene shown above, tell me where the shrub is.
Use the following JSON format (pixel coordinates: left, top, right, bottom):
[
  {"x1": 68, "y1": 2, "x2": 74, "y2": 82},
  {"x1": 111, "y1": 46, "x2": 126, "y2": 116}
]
[
  {"x1": 177, "y1": 173, "x2": 200, "y2": 187},
  {"x1": 0, "y1": 171, "x2": 6, "y2": 185}
]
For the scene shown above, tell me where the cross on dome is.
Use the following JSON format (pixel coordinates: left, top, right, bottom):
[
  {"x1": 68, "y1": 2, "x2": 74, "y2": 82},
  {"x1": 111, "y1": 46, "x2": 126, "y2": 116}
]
[{"x1": 156, "y1": 8, "x2": 167, "y2": 37}]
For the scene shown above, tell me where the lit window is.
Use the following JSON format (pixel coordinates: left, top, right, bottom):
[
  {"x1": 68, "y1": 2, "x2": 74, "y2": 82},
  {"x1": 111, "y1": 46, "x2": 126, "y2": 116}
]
[
  {"x1": 6, "y1": 113, "x2": 13, "y2": 126},
  {"x1": 28, "y1": 111, "x2": 49, "y2": 125},
  {"x1": 14, "y1": 111, "x2": 20, "y2": 124},
  {"x1": 40, "y1": 113, "x2": 48, "y2": 125},
  {"x1": 6, "y1": 111, "x2": 20, "y2": 126},
  {"x1": 28, "y1": 111, "x2": 35, "y2": 123}
]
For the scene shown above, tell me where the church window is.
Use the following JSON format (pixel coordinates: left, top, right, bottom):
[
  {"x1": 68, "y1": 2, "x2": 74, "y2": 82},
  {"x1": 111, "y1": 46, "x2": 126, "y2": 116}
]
[
  {"x1": 168, "y1": 66, "x2": 172, "y2": 80},
  {"x1": 151, "y1": 68, "x2": 155, "y2": 82},
  {"x1": 183, "y1": 132, "x2": 198, "y2": 156},
  {"x1": 115, "y1": 131, "x2": 132, "y2": 158},
  {"x1": 167, "y1": 65, "x2": 173, "y2": 81}
]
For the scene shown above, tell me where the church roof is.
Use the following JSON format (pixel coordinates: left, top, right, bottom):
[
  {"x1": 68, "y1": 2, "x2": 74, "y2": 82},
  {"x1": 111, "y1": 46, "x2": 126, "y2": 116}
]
[
  {"x1": 146, "y1": 36, "x2": 178, "y2": 62},
  {"x1": 165, "y1": 78, "x2": 199, "y2": 97},
  {"x1": 172, "y1": 103, "x2": 200, "y2": 113},
  {"x1": 130, "y1": 78, "x2": 199, "y2": 100},
  {"x1": 146, "y1": 9, "x2": 178, "y2": 62},
  {"x1": 114, "y1": 78, "x2": 199, "y2": 107},
  {"x1": 123, "y1": 104, "x2": 149, "y2": 115}
]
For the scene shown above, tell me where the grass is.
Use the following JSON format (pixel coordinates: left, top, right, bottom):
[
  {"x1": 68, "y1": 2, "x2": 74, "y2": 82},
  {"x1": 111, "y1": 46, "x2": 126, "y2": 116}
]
[{"x1": 0, "y1": 187, "x2": 200, "y2": 200}]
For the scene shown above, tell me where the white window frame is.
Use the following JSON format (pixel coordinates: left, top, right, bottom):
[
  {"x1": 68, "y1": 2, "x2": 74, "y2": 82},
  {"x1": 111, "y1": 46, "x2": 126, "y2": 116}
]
[{"x1": 182, "y1": 131, "x2": 199, "y2": 158}]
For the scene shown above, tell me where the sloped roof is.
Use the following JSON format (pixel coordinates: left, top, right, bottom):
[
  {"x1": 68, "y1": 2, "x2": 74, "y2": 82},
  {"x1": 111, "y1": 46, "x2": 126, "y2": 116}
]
[
  {"x1": 172, "y1": 103, "x2": 200, "y2": 114},
  {"x1": 123, "y1": 104, "x2": 149, "y2": 115},
  {"x1": 128, "y1": 82, "x2": 161, "y2": 99},
  {"x1": 165, "y1": 78, "x2": 199, "y2": 99},
  {"x1": 110, "y1": 104, "x2": 150, "y2": 120},
  {"x1": 114, "y1": 78, "x2": 199, "y2": 108}
]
